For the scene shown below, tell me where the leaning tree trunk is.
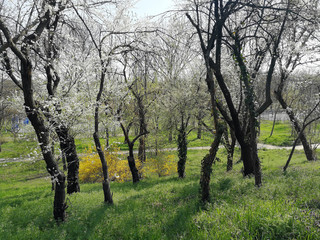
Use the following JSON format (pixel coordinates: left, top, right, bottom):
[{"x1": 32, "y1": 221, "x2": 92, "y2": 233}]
[
  {"x1": 275, "y1": 92, "x2": 316, "y2": 161},
  {"x1": 200, "y1": 125, "x2": 224, "y2": 203},
  {"x1": 22, "y1": 60, "x2": 67, "y2": 221},
  {"x1": 55, "y1": 125, "x2": 80, "y2": 194},
  {"x1": 128, "y1": 143, "x2": 140, "y2": 183}
]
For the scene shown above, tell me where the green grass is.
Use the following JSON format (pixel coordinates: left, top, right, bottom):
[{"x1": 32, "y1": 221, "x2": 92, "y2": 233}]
[
  {"x1": 259, "y1": 120, "x2": 295, "y2": 146},
  {"x1": 1, "y1": 148, "x2": 320, "y2": 239},
  {"x1": 0, "y1": 139, "x2": 39, "y2": 159}
]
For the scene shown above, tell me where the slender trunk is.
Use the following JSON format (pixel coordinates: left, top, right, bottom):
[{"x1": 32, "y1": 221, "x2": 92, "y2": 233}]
[
  {"x1": 225, "y1": 128, "x2": 236, "y2": 172},
  {"x1": 93, "y1": 132, "x2": 113, "y2": 203},
  {"x1": 275, "y1": 92, "x2": 316, "y2": 161},
  {"x1": 197, "y1": 118, "x2": 202, "y2": 139},
  {"x1": 177, "y1": 121, "x2": 187, "y2": 178},
  {"x1": 168, "y1": 128, "x2": 173, "y2": 142},
  {"x1": 128, "y1": 143, "x2": 140, "y2": 183},
  {"x1": 283, "y1": 137, "x2": 299, "y2": 172},
  {"x1": 92, "y1": 58, "x2": 113, "y2": 203},
  {"x1": 270, "y1": 110, "x2": 278, "y2": 137},
  {"x1": 200, "y1": 126, "x2": 224, "y2": 203},
  {"x1": 155, "y1": 118, "x2": 159, "y2": 156},
  {"x1": 138, "y1": 100, "x2": 146, "y2": 163},
  {"x1": 105, "y1": 127, "x2": 109, "y2": 149},
  {"x1": 168, "y1": 118, "x2": 173, "y2": 142}
]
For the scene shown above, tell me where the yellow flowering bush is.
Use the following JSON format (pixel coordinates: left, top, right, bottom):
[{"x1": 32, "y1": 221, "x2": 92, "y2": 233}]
[
  {"x1": 79, "y1": 145, "x2": 142, "y2": 183},
  {"x1": 79, "y1": 145, "x2": 176, "y2": 182},
  {"x1": 145, "y1": 154, "x2": 176, "y2": 177}
]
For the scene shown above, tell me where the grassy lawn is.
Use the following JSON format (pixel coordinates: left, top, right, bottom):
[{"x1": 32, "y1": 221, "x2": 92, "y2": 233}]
[
  {"x1": 258, "y1": 120, "x2": 295, "y2": 146},
  {"x1": 1, "y1": 148, "x2": 320, "y2": 239}
]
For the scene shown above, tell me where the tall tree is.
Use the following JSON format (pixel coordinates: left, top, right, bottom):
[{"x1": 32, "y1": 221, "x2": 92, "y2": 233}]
[
  {"x1": 186, "y1": 0, "x2": 293, "y2": 186},
  {"x1": 274, "y1": 0, "x2": 320, "y2": 161},
  {"x1": 0, "y1": 0, "x2": 67, "y2": 221}
]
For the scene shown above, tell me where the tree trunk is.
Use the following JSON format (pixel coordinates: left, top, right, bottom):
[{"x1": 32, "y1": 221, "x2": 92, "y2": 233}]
[
  {"x1": 240, "y1": 143, "x2": 255, "y2": 176},
  {"x1": 275, "y1": 91, "x2": 316, "y2": 161},
  {"x1": 200, "y1": 126, "x2": 224, "y2": 203},
  {"x1": 55, "y1": 125, "x2": 80, "y2": 194},
  {"x1": 224, "y1": 128, "x2": 236, "y2": 172},
  {"x1": 138, "y1": 136, "x2": 146, "y2": 162},
  {"x1": 177, "y1": 123, "x2": 188, "y2": 178},
  {"x1": 53, "y1": 173, "x2": 67, "y2": 222},
  {"x1": 270, "y1": 109, "x2": 278, "y2": 137},
  {"x1": 168, "y1": 128, "x2": 173, "y2": 142},
  {"x1": 197, "y1": 118, "x2": 202, "y2": 139},
  {"x1": 128, "y1": 144, "x2": 140, "y2": 183},
  {"x1": 22, "y1": 59, "x2": 67, "y2": 222},
  {"x1": 105, "y1": 127, "x2": 109, "y2": 149},
  {"x1": 137, "y1": 99, "x2": 147, "y2": 163},
  {"x1": 61, "y1": 151, "x2": 67, "y2": 171},
  {"x1": 93, "y1": 132, "x2": 113, "y2": 203}
]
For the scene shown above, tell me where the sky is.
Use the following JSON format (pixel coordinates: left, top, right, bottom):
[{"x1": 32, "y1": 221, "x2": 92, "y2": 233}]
[{"x1": 133, "y1": 0, "x2": 175, "y2": 17}]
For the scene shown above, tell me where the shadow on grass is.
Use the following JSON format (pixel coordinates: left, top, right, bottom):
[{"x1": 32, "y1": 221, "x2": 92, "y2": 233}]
[{"x1": 59, "y1": 176, "x2": 201, "y2": 240}]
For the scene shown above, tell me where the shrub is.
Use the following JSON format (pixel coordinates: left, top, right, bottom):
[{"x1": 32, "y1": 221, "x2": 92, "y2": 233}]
[
  {"x1": 79, "y1": 145, "x2": 176, "y2": 182},
  {"x1": 79, "y1": 144, "x2": 141, "y2": 183},
  {"x1": 145, "y1": 153, "x2": 176, "y2": 177}
]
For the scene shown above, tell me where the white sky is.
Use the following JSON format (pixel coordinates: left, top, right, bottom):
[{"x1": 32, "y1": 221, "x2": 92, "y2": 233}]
[{"x1": 133, "y1": 0, "x2": 175, "y2": 17}]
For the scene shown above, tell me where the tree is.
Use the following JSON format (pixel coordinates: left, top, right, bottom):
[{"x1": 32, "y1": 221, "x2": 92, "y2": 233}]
[
  {"x1": 274, "y1": 0, "x2": 320, "y2": 161},
  {"x1": 0, "y1": 0, "x2": 67, "y2": 221},
  {"x1": 186, "y1": 0, "x2": 295, "y2": 188},
  {"x1": 71, "y1": 0, "x2": 134, "y2": 202}
]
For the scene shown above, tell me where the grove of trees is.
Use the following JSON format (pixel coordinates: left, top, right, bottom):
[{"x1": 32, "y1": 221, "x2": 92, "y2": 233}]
[{"x1": 1, "y1": 0, "x2": 320, "y2": 221}]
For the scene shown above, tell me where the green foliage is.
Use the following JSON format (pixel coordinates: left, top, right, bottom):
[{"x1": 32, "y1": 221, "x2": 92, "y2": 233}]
[{"x1": 1, "y1": 149, "x2": 320, "y2": 239}]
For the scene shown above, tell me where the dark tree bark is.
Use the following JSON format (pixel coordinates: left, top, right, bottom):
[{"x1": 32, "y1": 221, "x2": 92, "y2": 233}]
[
  {"x1": 119, "y1": 122, "x2": 148, "y2": 183},
  {"x1": 132, "y1": 92, "x2": 147, "y2": 163},
  {"x1": 177, "y1": 118, "x2": 188, "y2": 178},
  {"x1": 128, "y1": 143, "x2": 140, "y2": 183},
  {"x1": 197, "y1": 117, "x2": 202, "y2": 139},
  {"x1": 23, "y1": 59, "x2": 67, "y2": 222},
  {"x1": 55, "y1": 126, "x2": 80, "y2": 194},
  {"x1": 200, "y1": 125, "x2": 224, "y2": 203},
  {"x1": 93, "y1": 132, "x2": 113, "y2": 203},
  {"x1": 270, "y1": 109, "x2": 278, "y2": 137},
  {"x1": 224, "y1": 127, "x2": 236, "y2": 172},
  {"x1": 105, "y1": 127, "x2": 110, "y2": 149}
]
